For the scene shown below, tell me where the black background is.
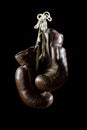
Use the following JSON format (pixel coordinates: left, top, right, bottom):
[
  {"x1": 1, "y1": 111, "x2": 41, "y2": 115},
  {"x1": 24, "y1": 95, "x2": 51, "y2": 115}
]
[{"x1": 1, "y1": 3, "x2": 85, "y2": 128}]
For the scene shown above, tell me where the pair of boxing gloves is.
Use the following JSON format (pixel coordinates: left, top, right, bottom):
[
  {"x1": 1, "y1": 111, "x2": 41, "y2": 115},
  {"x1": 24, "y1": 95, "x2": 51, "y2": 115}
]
[{"x1": 15, "y1": 28, "x2": 68, "y2": 109}]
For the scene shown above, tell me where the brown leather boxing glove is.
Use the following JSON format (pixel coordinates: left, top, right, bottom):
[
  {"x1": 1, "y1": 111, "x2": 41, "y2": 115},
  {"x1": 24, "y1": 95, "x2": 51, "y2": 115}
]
[
  {"x1": 35, "y1": 28, "x2": 68, "y2": 91},
  {"x1": 15, "y1": 47, "x2": 53, "y2": 109},
  {"x1": 15, "y1": 28, "x2": 68, "y2": 109}
]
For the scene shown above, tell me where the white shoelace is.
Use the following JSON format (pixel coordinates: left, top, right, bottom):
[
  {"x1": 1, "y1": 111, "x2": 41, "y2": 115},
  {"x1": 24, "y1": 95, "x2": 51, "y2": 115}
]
[
  {"x1": 34, "y1": 11, "x2": 52, "y2": 70},
  {"x1": 34, "y1": 11, "x2": 52, "y2": 45}
]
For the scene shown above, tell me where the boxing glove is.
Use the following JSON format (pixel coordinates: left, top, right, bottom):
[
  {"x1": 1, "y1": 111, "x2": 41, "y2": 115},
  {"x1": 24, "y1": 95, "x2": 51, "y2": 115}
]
[
  {"x1": 15, "y1": 47, "x2": 53, "y2": 109},
  {"x1": 15, "y1": 28, "x2": 68, "y2": 108},
  {"x1": 35, "y1": 28, "x2": 68, "y2": 91}
]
